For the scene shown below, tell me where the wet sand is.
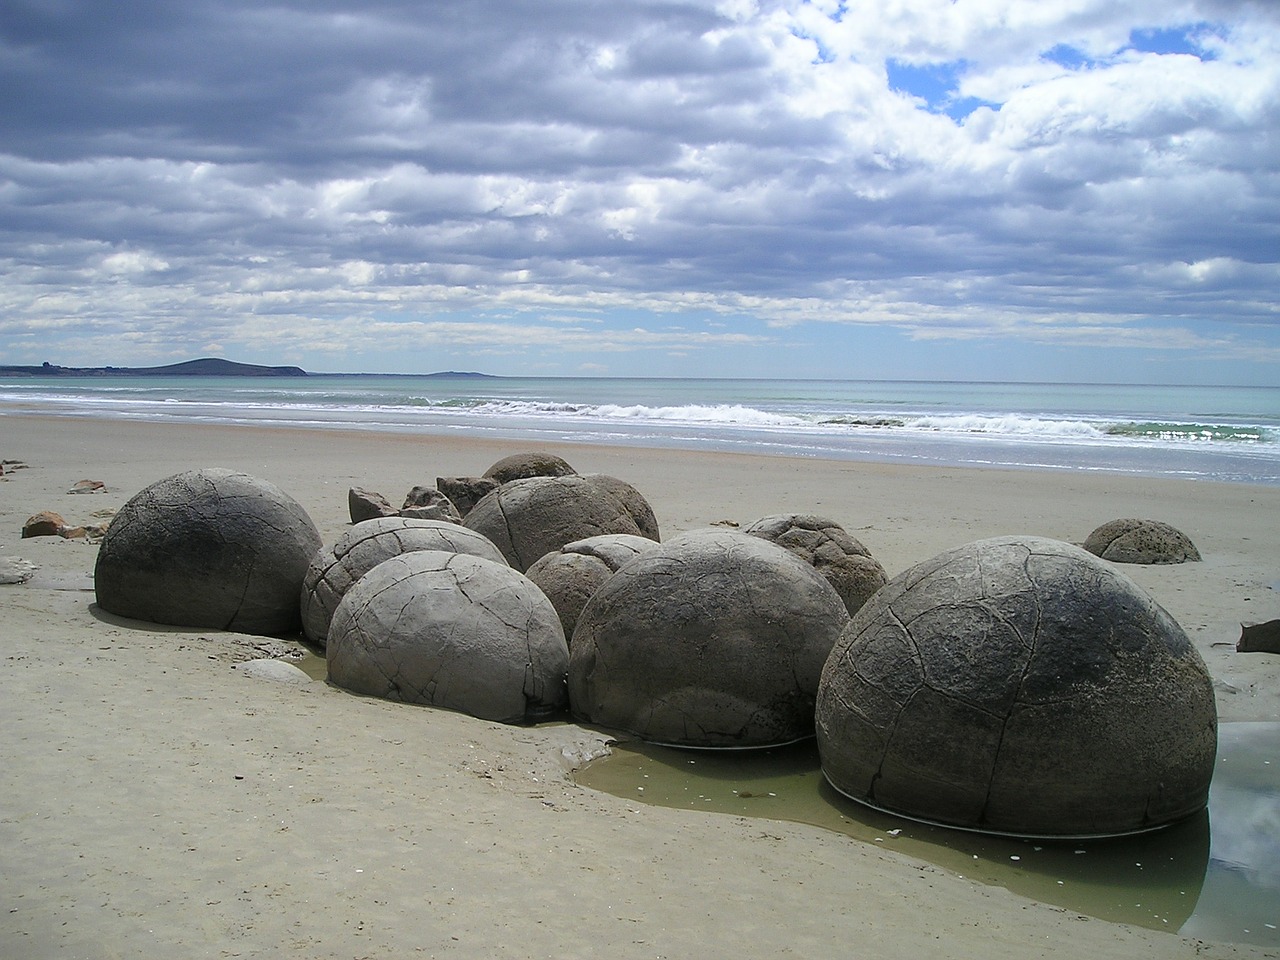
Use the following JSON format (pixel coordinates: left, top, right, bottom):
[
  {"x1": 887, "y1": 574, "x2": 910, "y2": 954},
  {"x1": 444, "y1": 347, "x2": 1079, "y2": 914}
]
[{"x1": 2, "y1": 414, "x2": 1278, "y2": 959}]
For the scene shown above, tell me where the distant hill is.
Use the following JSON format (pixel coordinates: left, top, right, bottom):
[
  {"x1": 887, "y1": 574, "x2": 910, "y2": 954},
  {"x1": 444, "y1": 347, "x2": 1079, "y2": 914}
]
[{"x1": 0, "y1": 358, "x2": 309, "y2": 377}]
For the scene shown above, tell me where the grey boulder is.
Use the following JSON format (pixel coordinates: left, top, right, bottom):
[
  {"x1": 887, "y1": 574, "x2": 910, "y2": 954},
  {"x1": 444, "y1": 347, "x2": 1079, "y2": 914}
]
[
  {"x1": 1083, "y1": 518, "x2": 1201, "y2": 564},
  {"x1": 816, "y1": 535, "x2": 1217, "y2": 838},
  {"x1": 463, "y1": 475, "x2": 659, "y2": 572},
  {"x1": 348, "y1": 486, "x2": 398, "y2": 523},
  {"x1": 569, "y1": 529, "x2": 850, "y2": 748},
  {"x1": 94, "y1": 468, "x2": 322, "y2": 635},
  {"x1": 525, "y1": 534, "x2": 659, "y2": 640},
  {"x1": 435, "y1": 476, "x2": 500, "y2": 517},
  {"x1": 483, "y1": 452, "x2": 577, "y2": 484},
  {"x1": 326, "y1": 551, "x2": 569, "y2": 724},
  {"x1": 301, "y1": 516, "x2": 507, "y2": 648},
  {"x1": 745, "y1": 514, "x2": 888, "y2": 615}
]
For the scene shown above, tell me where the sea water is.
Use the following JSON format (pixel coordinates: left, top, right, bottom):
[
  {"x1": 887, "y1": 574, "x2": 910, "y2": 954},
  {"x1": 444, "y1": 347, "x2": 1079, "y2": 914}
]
[{"x1": 1, "y1": 374, "x2": 1278, "y2": 484}]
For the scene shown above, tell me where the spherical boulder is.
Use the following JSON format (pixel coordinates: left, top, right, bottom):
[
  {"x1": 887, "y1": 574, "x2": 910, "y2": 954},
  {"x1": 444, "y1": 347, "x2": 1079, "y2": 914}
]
[
  {"x1": 483, "y1": 452, "x2": 577, "y2": 484},
  {"x1": 94, "y1": 468, "x2": 321, "y2": 635},
  {"x1": 463, "y1": 475, "x2": 659, "y2": 572},
  {"x1": 301, "y1": 516, "x2": 508, "y2": 648},
  {"x1": 744, "y1": 514, "x2": 888, "y2": 615},
  {"x1": 327, "y1": 551, "x2": 569, "y2": 724},
  {"x1": 569, "y1": 529, "x2": 850, "y2": 748},
  {"x1": 1083, "y1": 518, "x2": 1201, "y2": 564},
  {"x1": 816, "y1": 536, "x2": 1217, "y2": 838},
  {"x1": 525, "y1": 534, "x2": 659, "y2": 640}
]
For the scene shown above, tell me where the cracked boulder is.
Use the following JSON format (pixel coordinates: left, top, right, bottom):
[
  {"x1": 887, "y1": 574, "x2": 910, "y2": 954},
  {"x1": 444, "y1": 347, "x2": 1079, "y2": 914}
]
[
  {"x1": 816, "y1": 535, "x2": 1217, "y2": 838},
  {"x1": 301, "y1": 516, "x2": 508, "y2": 648},
  {"x1": 483, "y1": 452, "x2": 577, "y2": 484},
  {"x1": 94, "y1": 468, "x2": 322, "y2": 635},
  {"x1": 463, "y1": 474, "x2": 660, "y2": 573},
  {"x1": 1083, "y1": 518, "x2": 1201, "y2": 564},
  {"x1": 744, "y1": 514, "x2": 888, "y2": 616},
  {"x1": 568, "y1": 529, "x2": 850, "y2": 748},
  {"x1": 525, "y1": 534, "x2": 660, "y2": 640},
  {"x1": 326, "y1": 551, "x2": 569, "y2": 724}
]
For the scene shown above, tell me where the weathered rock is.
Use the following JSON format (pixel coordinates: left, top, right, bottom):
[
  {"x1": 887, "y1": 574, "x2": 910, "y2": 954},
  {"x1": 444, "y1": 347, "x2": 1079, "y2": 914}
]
[
  {"x1": 22, "y1": 511, "x2": 67, "y2": 538},
  {"x1": 301, "y1": 516, "x2": 508, "y2": 648},
  {"x1": 234, "y1": 658, "x2": 313, "y2": 684},
  {"x1": 483, "y1": 452, "x2": 577, "y2": 484},
  {"x1": 399, "y1": 486, "x2": 462, "y2": 523},
  {"x1": 0, "y1": 557, "x2": 37, "y2": 584},
  {"x1": 67, "y1": 479, "x2": 106, "y2": 495},
  {"x1": 584, "y1": 473, "x2": 661, "y2": 541},
  {"x1": 94, "y1": 468, "x2": 322, "y2": 635},
  {"x1": 327, "y1": 551, "x2": 568, "y2": 724},
  {"x1": 348, "y1": 486, "x2": 398, "y2": 524},
  {"x1": 525, "y1": 534, "x2": 659, "y2": 640},
  {"x1": 816, "y1": 536, "x2": 1217, "y2": 838},
  {"x1": 1238, "y1": 619, "x2": 1280, "y2": 654},
  {"x1": 463, "y1": 475, "x2": 659, "y2": 573},
  {"x1": 1083, "y1": 518, "x2": 1201, "y2": 564},
  {"x1": 435, "y1": 476, "x2": 500, "y2": 517},
  {"x1": 569, "y1": 529, "x2": 850, "y2": 748},
  {"x1": 745, "y1": 514, "x2": 888, "y2": 616}
]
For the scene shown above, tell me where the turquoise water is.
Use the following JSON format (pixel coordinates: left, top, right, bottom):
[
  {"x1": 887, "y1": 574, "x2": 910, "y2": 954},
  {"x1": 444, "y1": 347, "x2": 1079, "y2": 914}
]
[{"x1": 3, "y1": 374, "x2": 1278, "y2": 483}]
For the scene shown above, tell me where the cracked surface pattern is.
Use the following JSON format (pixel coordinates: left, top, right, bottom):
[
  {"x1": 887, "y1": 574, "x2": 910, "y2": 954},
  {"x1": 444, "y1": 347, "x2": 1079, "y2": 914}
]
[
  {"x1": 326, "y1": 550, "x2": 568, "y2": 724},
  {"x1": 525, "y1": 534, "x2": 659, "y2": 640},
  {"x1": 745, "y1": 514, "x2": 889, "y2": 616},
  {"x1": 300, "y1": 516, "x2": 507, "y2": 647},
  {"x1": 1083, "y1": 518, "x2": 1202, "y2": 564},
  {"x1": 463, "y1": 475, "x2": 659, "y2": 572},
  {"x1": 93, "y1": 468, "x2": 321, "y2": 635},
  {"x1": 568, "y1": 529, "x2": 849, "y2": 748},
  {"x1": 815, "y1": 535, "x2": 1217, "y2": 838}
]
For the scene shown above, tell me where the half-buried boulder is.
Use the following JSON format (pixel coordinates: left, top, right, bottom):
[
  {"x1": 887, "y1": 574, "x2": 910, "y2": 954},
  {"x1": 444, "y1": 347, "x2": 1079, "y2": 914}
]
[
  {"x1": 744, "y1": 514, "x2": 888, "y2": 616},
  {"x1": 815, "y1": 535, "x2": 1217, "y2": 838},
  {"x1": 1083, "y1": 518, "x2": 1201, "y2": 564},
  {"x1": 568, "y1": 529, "x2": 849, "y2": 748},
  {"x1": 483, "y1": 452, "x2": 577, "y2": 484},
  {"x1": 326, "y1": 551, "x2": 568, "y2": 724},
  {"x1": 463, "y1": 474, "x2": 659, "y2": 572},
  {"x1": 300, "y1": 516, "x2": 508, "y2": 648},
  {"x1": 525, "y1": 534, "x2": 659, "y2": 640},
  {"x1": 94, "y1": 468, "x2": 321, "y2": 635}
]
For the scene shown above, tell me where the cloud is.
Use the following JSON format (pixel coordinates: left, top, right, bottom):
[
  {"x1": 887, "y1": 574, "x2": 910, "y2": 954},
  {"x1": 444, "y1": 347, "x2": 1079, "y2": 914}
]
[{"x1": 0, "y1": 0, "x2": 1277, "y2": 376}]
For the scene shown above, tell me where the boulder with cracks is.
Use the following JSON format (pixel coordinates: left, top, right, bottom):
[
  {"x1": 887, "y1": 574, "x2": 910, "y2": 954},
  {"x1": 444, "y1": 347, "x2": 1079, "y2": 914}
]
[
  {"x1": 744, "y1": 514, "x2": 888, "y2": 616},
  {"x1": 568, "y1": 529, "x2": 849, "y2": 748},
  {"x1": 94, "y1": 468, "x2": 322, "y2": 635},
  {"x1": 326, "y1": 551, "x2": 568, "y2": 724},
  {"x1": 815, "y1": 535, "x2": 1217, "y2": 838},
  {"x1": 525, "y1": 533, "x2": 659, "y2": 640},
  {"x1": 1083, "y1": 518, "x2": 1201, "y2": 564}
]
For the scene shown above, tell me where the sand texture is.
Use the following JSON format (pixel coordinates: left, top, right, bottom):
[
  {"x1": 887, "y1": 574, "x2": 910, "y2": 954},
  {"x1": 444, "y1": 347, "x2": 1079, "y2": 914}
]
[{"x1": 2, "y1": 415, "x2": 1278, "y2": 959}]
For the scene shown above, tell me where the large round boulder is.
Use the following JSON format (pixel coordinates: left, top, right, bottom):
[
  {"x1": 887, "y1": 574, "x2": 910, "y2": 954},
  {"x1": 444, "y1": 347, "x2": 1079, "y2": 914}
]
[
  {"x1": 1083, "y1": 518, "x2": 1201, "y2": 564},
  {"x1": 569, "y1": 529, "x2": 850, "y2": 748},
  {"x1": 94, "y1": 468, "x2": 321, "y2": 635},
  {"x1": 463, "y1": 475, "x2": 659, "y2": 572},
  {"x1": 816, "y1": 536, "x2": 1217, "y2": 838},
  {"x1": 483, "y1": 452, "x2": 577, "y2": 484},
  {"x1": 301, "y1": 517, "x2": 508, "y2": 648},
  {"x1": 525, "y1": 534, "x2": 659, "y2": 640},
  {"x1": 327, "y1": 551, "x2": 568, "y2": 724},
  {"x1": 744, "y1": 514, "x2": 888, "y2": 616}
]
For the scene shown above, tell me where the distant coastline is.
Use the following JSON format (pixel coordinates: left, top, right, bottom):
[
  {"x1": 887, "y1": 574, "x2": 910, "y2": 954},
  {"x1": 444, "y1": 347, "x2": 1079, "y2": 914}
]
[
  {"x1": 0, "y1": 358, "x2": 309, "y2": 378},
  {"x1": 0, "y1": 358, "x2": 502, "y2": 379}
]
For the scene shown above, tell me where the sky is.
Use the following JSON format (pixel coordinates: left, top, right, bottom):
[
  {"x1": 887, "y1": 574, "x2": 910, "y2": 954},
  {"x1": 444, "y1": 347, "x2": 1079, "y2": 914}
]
[{"x1": 1, "y1": 0, "x2": 1278, "y2": 384}]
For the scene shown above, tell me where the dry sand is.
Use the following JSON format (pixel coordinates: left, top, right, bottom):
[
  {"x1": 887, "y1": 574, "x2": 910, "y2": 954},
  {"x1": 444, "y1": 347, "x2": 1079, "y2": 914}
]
[{"x1": 2, "y1": 414, "x2": 1278, "y2": 959}]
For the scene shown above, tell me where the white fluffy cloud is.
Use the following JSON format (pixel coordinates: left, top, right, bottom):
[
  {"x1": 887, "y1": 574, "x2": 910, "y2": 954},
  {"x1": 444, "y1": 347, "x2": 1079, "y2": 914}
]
[{"x1": 0, "y1": 0, "x2": 1276, "y2": 377}]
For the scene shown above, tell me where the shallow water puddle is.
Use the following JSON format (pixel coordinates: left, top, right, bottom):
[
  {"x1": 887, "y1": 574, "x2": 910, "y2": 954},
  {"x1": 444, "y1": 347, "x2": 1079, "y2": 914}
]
[{"x1": 575, "y1": 722, "x2": 1279, "y2": 947}]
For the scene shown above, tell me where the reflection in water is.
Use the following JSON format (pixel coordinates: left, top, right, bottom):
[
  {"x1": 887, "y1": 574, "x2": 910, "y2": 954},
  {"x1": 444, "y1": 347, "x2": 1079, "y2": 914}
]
[{"x1": 575, "y1": 722, "x2": 1279, "y2": 947}]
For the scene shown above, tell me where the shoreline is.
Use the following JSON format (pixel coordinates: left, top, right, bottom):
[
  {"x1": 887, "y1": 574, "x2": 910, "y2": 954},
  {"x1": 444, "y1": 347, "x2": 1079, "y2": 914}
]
[{"x1": 3, "y1": 414, "x2": 1279, "y2": 958}]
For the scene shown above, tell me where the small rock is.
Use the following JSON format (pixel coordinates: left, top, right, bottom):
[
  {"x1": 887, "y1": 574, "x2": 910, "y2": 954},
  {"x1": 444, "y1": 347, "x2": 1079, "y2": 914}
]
[
  {"x1": 348, "y1": 486, "x2": 398, "y2": 523},
  {"x1": 0, "y1": 557, "x2": 37, "y2": 584},
  {"x1": 436, "y1": 476, "x2": 500, "y2": 517},
  {"x1": 22, "y1": 511, "x2": 67, "y2": 538},
  {"x1": 234, "y1": 659, "x2": 313, "y2": 684},
  {"x1": 1238, "y1": 619, "x2": 1280, "y2": 654},
  {"x1": 400, "y1": 486, "x2": 462, "y2": 523},
  {"x1": 68, "y1": 479, "x2": 107, "y2": 494}
]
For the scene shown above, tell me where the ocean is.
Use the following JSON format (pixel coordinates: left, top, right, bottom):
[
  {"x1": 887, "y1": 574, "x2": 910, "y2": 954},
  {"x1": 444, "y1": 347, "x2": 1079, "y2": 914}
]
[{"x1": 2, "y1": 374, "x2": 1278, "y2": 485}]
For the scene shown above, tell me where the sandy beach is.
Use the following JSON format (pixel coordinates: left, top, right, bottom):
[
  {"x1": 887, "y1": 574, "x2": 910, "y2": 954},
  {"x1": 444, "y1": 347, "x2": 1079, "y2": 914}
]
[{"x1": 3, "y1": 413, "x2": 1278, "y2": 960}]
